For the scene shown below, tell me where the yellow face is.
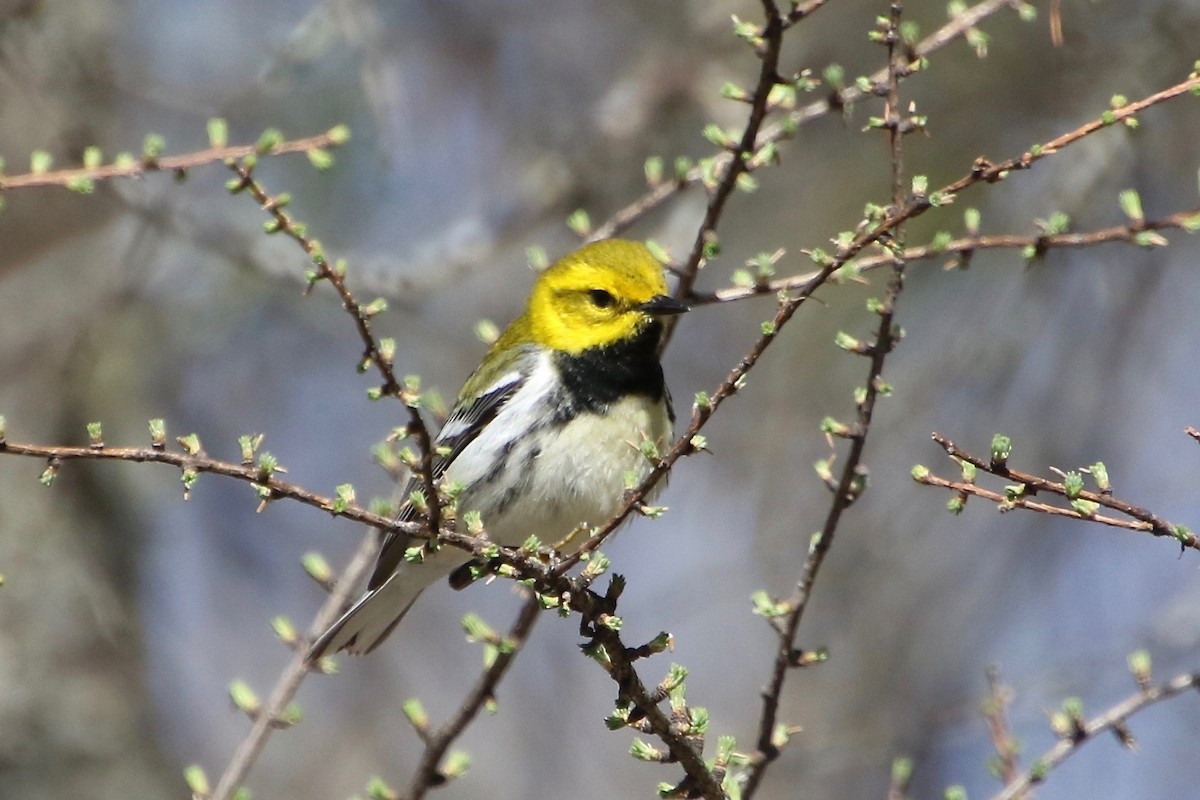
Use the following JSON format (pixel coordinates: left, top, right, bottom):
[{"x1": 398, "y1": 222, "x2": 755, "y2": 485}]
[{"x1": 526, "y1": 240, "x2": 676, "y2": 354}]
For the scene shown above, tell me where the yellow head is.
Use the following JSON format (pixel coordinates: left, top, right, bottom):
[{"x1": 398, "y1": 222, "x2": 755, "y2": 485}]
[{"x1": 521, "y1": 240, "x2": 687, "y2": 354}]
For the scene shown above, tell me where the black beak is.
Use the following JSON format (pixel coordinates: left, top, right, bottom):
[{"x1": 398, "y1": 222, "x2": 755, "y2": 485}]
[{"x1": 640, "y1": 294, "x2": 690, "y2": 316}]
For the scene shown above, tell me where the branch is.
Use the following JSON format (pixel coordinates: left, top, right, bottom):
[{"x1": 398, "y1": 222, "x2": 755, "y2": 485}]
[
  {"x1": 224, "y1": 165, "x2": 440, "y2": 535},
  {"x1": 589, "y1": 0, "x2": 1027, "y2": 241},
  {"x1": 988, "y1": 672, "x2": 1200, "y2": 800},
  {"x1": 0, "y1": 128, "x2": 347, "y2": 191},
  {"x1": 0, "y1": 436, "x2": 406, "y2": 531},
  {"x1": 744, "y1": 4, "x2": 913, "y2": 792},
  {"x1": 982, "y1": 666, "x2": 1022, "y2": 792},
  {"x1": 556, "y1": 51, "x2": 1200, "y2": 581},
  {"x1": 403, "y1": 598, "x2": 542, "y2": 800},
  {"x1": 211, "y1": 531, "x2": 380, "y2": 800},
  {"x1": 655, "y1": 0, "x2": 783, "y2": 350},
  {"x1": 913, "y1": 432, "x2": 1200, "y2": 552},
  {"x1": 696, "y1": 207, "x2": 1200, "y2": 305}
]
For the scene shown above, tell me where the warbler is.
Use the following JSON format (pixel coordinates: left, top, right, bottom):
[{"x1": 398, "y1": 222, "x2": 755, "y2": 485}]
[{"x1": 309, "y1": 239, "x2": 688, "y2": 658}]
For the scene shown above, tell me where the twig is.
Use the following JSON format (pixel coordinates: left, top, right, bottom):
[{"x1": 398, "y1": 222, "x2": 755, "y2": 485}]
[
  {"x1": 225, "y1": 165, "x2": 440, "y2": 534},
  {"x1": 782, "y1": 0, "x2": 831, "y2": 31},
  {"x1": 655, "y1": 0, "x2": 783, "y2": 351},
  {"x1": 404, "y1": 597, "x2": 542, "y2": 800},
  {"x1": 988, "y1": 672, "x2": 1200, "y2": 800},
  {"x1": 0, "y1": 438, "x2": 407, "y2": 532},
  {"x1": 696, "y1": 208, "x2": 1200, "y2": 305},
  {"x1": 589, "y1": 0, "x2": 1026, "y2": 242},
  {"x1": 982, "y1": 666, "x2": 1022, "y2": 792},
  {"x1": 744, "y1": 4, "x2": 913, "y2": 792},
  {"x1": 556, "y1": 59, "x2": 1200, "y2": 579},
  {"x1": 0, "y1": 129, "x2": 345, "y2": 191},
  {"x1": 916, "y1": 432, "x2": 1200, "y2": 552},
  {"x1": 210, "y1": 532, "x2": 380, "y2": 800}
]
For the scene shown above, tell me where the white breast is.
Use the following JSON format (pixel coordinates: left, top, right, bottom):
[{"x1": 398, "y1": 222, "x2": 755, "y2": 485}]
[{"x1": 445, "y1": 351, "x2": 671, "y2": 549}]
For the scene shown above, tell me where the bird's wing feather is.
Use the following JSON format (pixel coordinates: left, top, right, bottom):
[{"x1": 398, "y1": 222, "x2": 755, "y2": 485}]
[{"x1": 367, "y1": 366, "x2": 527, "y2": 590}]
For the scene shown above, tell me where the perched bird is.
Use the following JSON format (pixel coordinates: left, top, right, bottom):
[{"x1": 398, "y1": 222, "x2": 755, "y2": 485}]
[{"x1": 309, "y1": 239, "x2": 688, "y2": 658}]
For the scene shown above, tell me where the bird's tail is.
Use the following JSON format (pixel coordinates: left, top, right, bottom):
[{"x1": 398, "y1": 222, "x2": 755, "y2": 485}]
[{"x1": 307, "y1": 565, "x2": 434, "y2": 660}]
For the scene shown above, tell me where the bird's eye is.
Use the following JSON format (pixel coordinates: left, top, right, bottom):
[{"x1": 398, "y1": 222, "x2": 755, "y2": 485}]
[{"x1": 589, "y1": 289, "x2": 616, "y2": 308}]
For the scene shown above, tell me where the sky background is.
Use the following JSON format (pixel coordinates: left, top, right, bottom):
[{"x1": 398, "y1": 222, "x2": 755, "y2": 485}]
[{"x1": 1, "y1": 1, "x2": 1199, "y2": 798}]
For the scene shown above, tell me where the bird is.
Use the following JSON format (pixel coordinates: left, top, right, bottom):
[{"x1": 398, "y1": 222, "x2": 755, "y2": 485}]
[{"x1": 308, "y1": 239, "x2": 688, "y2": 659}]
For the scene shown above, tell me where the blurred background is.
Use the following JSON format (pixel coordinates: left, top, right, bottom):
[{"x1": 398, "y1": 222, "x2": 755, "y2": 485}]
[{"x1": 1, "y1": 0, "x2": 1198, "y2": 798}]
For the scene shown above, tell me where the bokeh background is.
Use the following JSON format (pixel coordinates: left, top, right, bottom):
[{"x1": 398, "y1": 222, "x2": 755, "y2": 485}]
[{"x1": 1, "y1": 1, "x2": 1198, "y2": 798}]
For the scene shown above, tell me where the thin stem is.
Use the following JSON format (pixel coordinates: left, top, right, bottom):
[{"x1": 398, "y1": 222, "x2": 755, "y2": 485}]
[
  {"x1": 210, "y1": 532, "x2": 380, "y2": 800},
  {"x1": 920, "y1": 432, "x2": 1200, "y2": 551},
  {"x1": 656, "y1": 0, "x2": 784, "y2": 351},
  {"x1": 589, "y1": 0, "x2": 1025, "y2": 241},
  {"x1": 744, "y1": 4, "x2": 911, "y2": 791},
  {"x1": 0, "y1": 129, "x2": 345, "y2": 191},
  {"x1": 695, "y1": 208, "x2": 1200, "y2": 305},
  {"x1": 988, "y1": 673, "x2": 1200, "y2": 800},
  {"x1": 404, "y1": 598, "x2": 542, "y2": 800}
]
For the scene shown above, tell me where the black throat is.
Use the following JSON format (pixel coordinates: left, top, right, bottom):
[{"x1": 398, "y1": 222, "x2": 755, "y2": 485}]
[{"x1": 553, "y1": 321, "x2": 669, "y2": 419}]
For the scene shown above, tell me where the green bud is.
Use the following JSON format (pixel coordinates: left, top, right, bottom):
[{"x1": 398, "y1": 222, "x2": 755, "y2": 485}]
[
  {"x1": 1062, "y1": 471, "x2": 1084, "y2": 499},
  {"x1": 644, "y1": 155, "x2": 664, "y2": 186},
  {"x1": 30, "y1": 150, "x2": 53, "y2": 174},
  {"x1": 820, "y1": 416, "x2": 853, "y2": 438},
  {"x1": 306, "y1": 148, "x2": 335, "y2": 170},
  {"x1": 183, "y1": 765, "x2": 211, "y2": 796},
  {"x1": 443, "y1": 752, "x2": 471, "y2": 780},
  {"x1": 990, "y1": 434, "x2": 1012, "y2": 468},
  {"x1": 1119, "y1": 189, "x2": 1144, "y2": 222},
  {"x1": 301, "y1": 551, "x2": 334, "y2": 586},
  {"x1": 673, "y1": 155, "x2": 693, "y2": 182},
  {"x1": 331, "y1": 483, "x2": 355, "y2": 514},
  {"x1": 148, "y1": 419, "x2": 166, "y2": 450},
  {"x1": 365, "y1": 776, "x2": 396, "y2": 800},
  {"x1": 269, "y1": 616, "x2": 297, "y2": 647},
  {"x1": 359, "y1": 297, "x2": 388, "y2": 318},
  {"x1": 403, "y1": 697, "x2": 429, "y2": 731},
  {"x1": 228, "y1": 679, "x2": 260, "y2": 715},
  {"x1": 327, "y1": 124, "x2": 351, "y2": 145},
  {"x1": 566, "y1": 209, "x2": 591, "y2": 237},
  {"x1": 142, "y1": 133, "x2": 166, "y2": 160},
  {"x1": 1071, "y1": 498, "x2": 1100, "y2": 517},
  {"x1": 175, "y1": 433, "x2": 202, "y2": 456},
  {"x1": 207, "y1": 117, "x2": 229, "y2": 148}
]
